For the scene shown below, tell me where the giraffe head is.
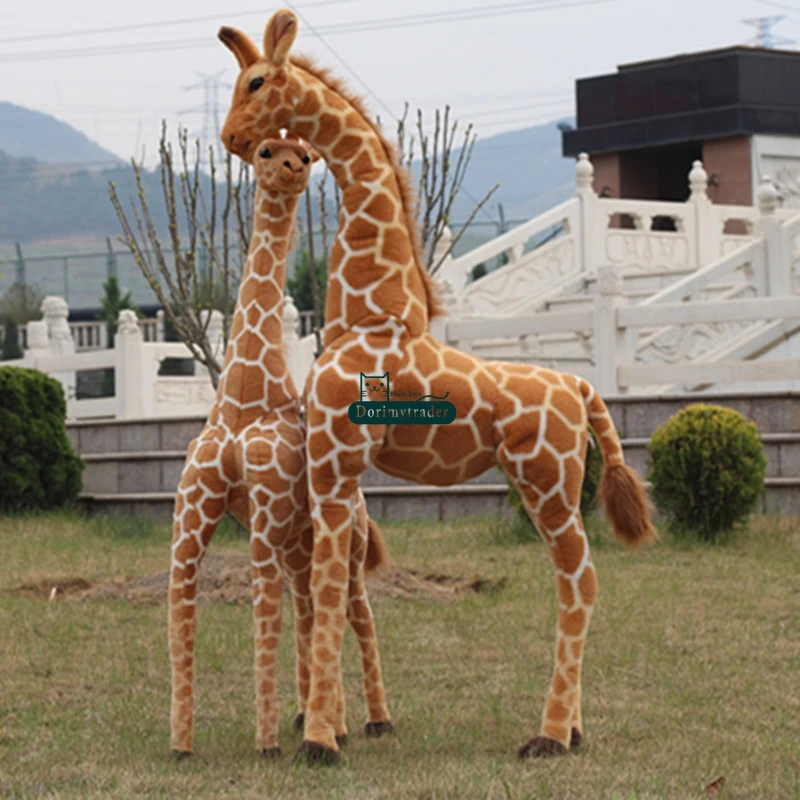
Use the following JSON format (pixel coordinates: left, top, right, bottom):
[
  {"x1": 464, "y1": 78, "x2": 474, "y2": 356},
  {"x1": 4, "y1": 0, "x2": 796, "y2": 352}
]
[
  {"x1": 252, "y1": 136, "x2": 318, "y2": 197},
  {"x1": 218, "y1": 10, "x2": 303, "y2": 163}
]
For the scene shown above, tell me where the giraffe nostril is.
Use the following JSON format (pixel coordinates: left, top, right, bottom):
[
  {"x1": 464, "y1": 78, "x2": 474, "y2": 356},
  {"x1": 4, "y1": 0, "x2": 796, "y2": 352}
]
[{"x1": 283, "y1": 160, "x2": 292, "y2": 169}]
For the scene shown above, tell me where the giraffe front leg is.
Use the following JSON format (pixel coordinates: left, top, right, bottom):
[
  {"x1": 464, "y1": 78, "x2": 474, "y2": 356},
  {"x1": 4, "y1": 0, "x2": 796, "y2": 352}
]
[
  {"x1": 251, "y1": 548, "x2": 284, "y2": 758},
  {"x1": 295, "y1": 495, "x2": 357, "y2": 765},
  {"x1": 168, "y1": 481, "x2": 225, "y2": 757},
  {"x1": 518, "y1": 508, "x2": 597, "y2": 758}
]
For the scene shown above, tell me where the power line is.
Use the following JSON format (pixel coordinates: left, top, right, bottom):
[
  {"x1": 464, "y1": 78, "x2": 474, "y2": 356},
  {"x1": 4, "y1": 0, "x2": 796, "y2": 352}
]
[
  {"x1": 0, "y1": 0, "x2": 619, "y2": 63},
  {"x1": 0, "y1": 0, "x2": 365, "y2": 44}
]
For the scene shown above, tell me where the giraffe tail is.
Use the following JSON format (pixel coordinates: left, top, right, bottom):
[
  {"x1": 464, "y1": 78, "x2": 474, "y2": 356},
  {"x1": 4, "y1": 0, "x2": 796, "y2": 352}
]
[
  {"x1": 578, "y1": 379, "x2": 657, "y2": 547},
  {"x1": 364, "y1": 517, "x2": 391, "y2": 573}
]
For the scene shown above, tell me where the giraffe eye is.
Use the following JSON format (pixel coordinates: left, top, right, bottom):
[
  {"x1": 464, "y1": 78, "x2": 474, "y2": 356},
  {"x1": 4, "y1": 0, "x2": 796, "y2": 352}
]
[
  {"x1": 302, "y1": 154, "x2": 311, "y2": 165},
  {"x1": 259, "y1": 147, "x2": 272, "y2": 159},
  {"x1": 249, "y1": 76, "x2": 264, "y2": 93}
]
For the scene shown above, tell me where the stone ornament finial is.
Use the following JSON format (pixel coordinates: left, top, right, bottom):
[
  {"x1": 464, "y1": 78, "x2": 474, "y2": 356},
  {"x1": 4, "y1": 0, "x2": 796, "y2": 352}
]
[
  {"x1": 117, "y1": 309, "x2": 140, "y2": 335},
  {"x1": 283, "y1": 292, "x2": 300, "y2": 327},
  {"x1": 757, "y1": 175, "x2": 778, "y2": 215},
  {"x1": 575, "y1": 153, "x2": 594, "y2": 191},
  {"x1": 596, "y1": 264, "x2": 623, "y2": 296},
  {"x1": 688, "y1": 160, "x2": 708, "y2": 196}
]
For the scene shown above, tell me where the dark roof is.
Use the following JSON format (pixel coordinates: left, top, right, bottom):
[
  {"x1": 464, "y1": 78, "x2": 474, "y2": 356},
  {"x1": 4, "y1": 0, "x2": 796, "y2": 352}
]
[{"x1": 562, "y1": 45, "x2": 800, "y2": 156}]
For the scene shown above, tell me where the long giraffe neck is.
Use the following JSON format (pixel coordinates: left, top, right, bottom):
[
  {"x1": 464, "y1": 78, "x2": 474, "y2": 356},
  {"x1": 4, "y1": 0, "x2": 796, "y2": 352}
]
[
  {"x1": 212, "y1": 187, "x2": 300, "y2": 429},
  {"x1": 290, "y1": 62, "x2": 432, "y2": 344}
]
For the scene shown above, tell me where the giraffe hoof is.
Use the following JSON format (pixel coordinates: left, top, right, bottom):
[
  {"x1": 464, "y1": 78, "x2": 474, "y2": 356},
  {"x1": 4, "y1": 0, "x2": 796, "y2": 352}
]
[
  {"x1": 260, "y1": 747, "x2": 282, "y2": 760},
  {"x1": 365, "y1": 720, "x2": 394, "y2": 738},
  {"x1": 570, "y1": 728, "x2": 583, "y2": 749},
  {"x1": 170, "y1": 749, "x2": 193, "y2": 762},
  {"x1": 518, "y1": 736, "x2": 569, "y2": 759},
  {"x1": 335, "y1": 733, "x2": 348, "y2": 747},
  {"x1": 293, "y1": 713, "x2": 305, "y2": 731},
  {"x1": 293, "y1": 740, "x2": 340, "y2": 766}
]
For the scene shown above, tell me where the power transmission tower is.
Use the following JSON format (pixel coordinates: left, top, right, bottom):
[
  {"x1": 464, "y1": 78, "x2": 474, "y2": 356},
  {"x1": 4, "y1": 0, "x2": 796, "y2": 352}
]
[
  {"x1": 742, "y1": 16, "x2": 795, "y2": 49},
  {"x1": 181, "y1": 70, "x2": 231, "y2": 167}
]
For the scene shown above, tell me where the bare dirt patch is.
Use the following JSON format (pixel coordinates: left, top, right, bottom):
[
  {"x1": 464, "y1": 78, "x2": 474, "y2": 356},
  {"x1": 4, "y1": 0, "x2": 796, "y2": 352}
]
[{"x1": 8, "y1": 552, "x2": 506, "y2": 605}]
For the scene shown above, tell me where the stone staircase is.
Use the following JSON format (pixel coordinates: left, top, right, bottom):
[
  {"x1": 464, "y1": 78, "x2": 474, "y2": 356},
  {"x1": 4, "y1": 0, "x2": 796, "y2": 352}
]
[{"x1": 69, "y1": 390, "x2": 800, "y2": 522}]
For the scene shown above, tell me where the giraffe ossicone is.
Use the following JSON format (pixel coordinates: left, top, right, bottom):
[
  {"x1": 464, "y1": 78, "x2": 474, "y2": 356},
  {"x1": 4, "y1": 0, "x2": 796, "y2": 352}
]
[
  {"x1": 167, "y1": 134, "x2": 392, "y2": 760},
  {"x1": 218, "y1": 10, "x2": 657, "y2": 764}
]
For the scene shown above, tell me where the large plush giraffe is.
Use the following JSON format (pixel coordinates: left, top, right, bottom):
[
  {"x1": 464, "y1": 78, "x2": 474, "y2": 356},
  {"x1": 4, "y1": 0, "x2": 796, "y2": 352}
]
[
  {"x1": 218, "y1": 10, "x2": 656, "y2": 765},
  {"x1": 168, "y1": 135, "x2": 392, "y2": 761}
]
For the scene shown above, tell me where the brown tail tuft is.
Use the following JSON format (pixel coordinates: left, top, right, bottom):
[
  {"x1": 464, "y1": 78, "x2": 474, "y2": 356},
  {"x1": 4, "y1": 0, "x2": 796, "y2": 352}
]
[
  {"x1": 578, "y1": 377, "x2": 657, "y2": 548},
  {"x1": 364, "y1": 517, "x2": 390, "y2": 573},
  {"x1": 598, "y1": 463, "x2": 658, "y2": 548}
]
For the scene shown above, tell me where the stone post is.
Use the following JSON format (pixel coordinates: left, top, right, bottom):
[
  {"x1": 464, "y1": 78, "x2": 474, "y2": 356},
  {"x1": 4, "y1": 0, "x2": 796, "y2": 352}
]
[
  {"x1": 429, "y1": 279, "x2": 458, "y2": 344},
  {"x1": 756, "y1": 176, "x2": 789, "y2": 298},
  {"x1": 688, "y1": 160, "x2": 714, "y2": 267},
  {"x1": 24, "y1": 319, "x2": 49, "y2": 368},
  {"x1": 41, "y1": 295, "x2": 76, "y2": 402},
  {"x1": 575, "y1": 153, "x2": 597, "y2": 275},
  {"x1": 115, "y1": 309, "x2": 145, "y2": 419},
  {"x1": 283, "y1": 293, "x2": 306, "y2": 393},
  {"x1": 431, "y1": 226, "x2": 462, "y2": 290},
  {"x1": 592, "y1": 264, "x2": 628, "y2": 395},
  {"x1": 195, "y1": 309, "x2": 225, "y2": 378}
]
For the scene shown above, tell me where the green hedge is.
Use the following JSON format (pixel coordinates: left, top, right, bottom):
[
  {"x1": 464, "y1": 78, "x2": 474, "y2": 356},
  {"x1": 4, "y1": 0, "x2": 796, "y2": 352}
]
[
  {"x1": 647, "y1": 403, "x2": 766, "y2": 541},
  {"x1": 0, "y1": 367, "x2": 84, "y2": 513}
]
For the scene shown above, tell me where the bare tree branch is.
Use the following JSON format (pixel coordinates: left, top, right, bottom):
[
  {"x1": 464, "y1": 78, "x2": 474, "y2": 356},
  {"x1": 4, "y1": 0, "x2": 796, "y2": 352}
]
[{"x1": 108, "y1": 121, "x2": 252, "y2": 388}]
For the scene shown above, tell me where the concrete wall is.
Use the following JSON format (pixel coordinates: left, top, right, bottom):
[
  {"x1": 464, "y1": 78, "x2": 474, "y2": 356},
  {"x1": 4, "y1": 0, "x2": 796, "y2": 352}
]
[{"x1": 69, "y1": 390, "x2": 800, "y2": 521}]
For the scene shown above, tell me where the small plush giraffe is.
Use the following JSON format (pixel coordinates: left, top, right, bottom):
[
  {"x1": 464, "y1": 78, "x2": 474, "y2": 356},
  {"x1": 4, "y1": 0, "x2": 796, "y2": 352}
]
[
  {"x1": 168, "y1": 135, "x2": 393, "y2": 760},
  {"x1": 218, "y1": 11, "x2": 656, "y2": 765}
]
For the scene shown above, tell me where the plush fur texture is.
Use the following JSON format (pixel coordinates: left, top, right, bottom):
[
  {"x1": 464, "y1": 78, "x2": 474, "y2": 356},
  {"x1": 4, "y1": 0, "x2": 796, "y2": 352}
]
[
  {"x1": 167, "y1": 136, "x2": 392, "y2": 758},
  {"x1": 289, "y1": 54, "x2": 444, "y2": 321},
  {"x1": 218, "y1": 9, "x2": 655, "y2": 762}
]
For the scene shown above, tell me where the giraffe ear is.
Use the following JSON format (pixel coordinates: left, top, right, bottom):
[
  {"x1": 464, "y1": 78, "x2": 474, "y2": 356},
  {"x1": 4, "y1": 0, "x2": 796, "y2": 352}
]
[
  {"x1": 218, "y1": 26, "x2": 261, "y2": 69},
  {"x1": 264, "y1": 9, "x2": 298, "y2": 65}
]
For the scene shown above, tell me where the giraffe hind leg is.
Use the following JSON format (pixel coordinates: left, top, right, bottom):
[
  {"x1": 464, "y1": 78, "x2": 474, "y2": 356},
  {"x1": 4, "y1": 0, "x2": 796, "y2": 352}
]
[
  {"x1": 250, "y1": 543, "x2": 284, "y2": 756},
  {"x1": 511, "y1": 482, "x2": 596, "y2": 758}
]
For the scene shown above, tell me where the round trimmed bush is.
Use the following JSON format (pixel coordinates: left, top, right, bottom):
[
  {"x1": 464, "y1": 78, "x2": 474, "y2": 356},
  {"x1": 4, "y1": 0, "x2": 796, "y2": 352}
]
[
  {"x1": 647, "y1": 403, "x2": 766, "y2": 541},
  {"x1": 0, "y1": 367, "x2": 84, "y2": 513},
  {"x1": 506, "y1": 426, "x2": 604, "y2": 534}
]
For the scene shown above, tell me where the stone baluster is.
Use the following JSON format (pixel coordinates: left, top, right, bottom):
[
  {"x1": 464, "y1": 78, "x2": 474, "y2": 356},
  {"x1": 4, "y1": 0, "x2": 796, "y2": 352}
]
[
  {"x1": 756, "y1": 176, "x2": 788, "y2": 297},
  {"x1": 575, "y1": 152, "x2": 597, "y2": 274},
  {"x1": 688, "y1": 159, "x2": 713, "y2": 267},
  {"x1": 432, "y1": 226, "x2": 461, "y2": 289},
  {"x1": 429, "y1": 278, "x2": 458, "y2": 344},
  {"x1": 115, "y1": 309, "x2": 145, "y2": 419},
  {"x1": 156, "y1": 309, "x2": 166, "y2": 342},
  {"x1": 592, "y1": 264, "x2": 629, "y2": 395},
  {"x1": 41, "y1": 295, "x2": 76, "y2": 403}
]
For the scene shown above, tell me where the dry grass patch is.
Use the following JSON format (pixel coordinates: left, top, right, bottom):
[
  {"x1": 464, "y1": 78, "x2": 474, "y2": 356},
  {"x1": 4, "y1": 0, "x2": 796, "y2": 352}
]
[{"x1": 0, "y1": 511, "x2": 798, "y2": 798}]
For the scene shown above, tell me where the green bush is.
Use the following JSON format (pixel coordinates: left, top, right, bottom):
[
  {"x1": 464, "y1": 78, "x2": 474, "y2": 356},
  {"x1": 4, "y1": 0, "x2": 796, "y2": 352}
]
[
  {"x1": 647, "y1": 403, "x2": 766, "y2": 542},
  {"x1": 0, "y1": 367, "x2": 85, "y2": 513},
  {"x1": 506, "y1": 426, "x2": 603, "y2": 536}
]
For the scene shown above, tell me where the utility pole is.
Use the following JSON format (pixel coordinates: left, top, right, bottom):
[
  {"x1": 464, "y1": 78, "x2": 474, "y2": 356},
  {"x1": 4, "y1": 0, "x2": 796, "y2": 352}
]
[
  {"x1": 181, "y1": 70, "x2": 231, "y2": 167},
  {"x1": 743, "y1": 16, "x2": 795, "y2": 49}
]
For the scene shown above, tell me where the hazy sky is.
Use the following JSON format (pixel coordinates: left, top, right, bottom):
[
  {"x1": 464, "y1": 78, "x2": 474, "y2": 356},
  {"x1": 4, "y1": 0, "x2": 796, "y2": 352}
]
[{"x1": 1, "y1": 0, "x2": 797, "y2": 166}]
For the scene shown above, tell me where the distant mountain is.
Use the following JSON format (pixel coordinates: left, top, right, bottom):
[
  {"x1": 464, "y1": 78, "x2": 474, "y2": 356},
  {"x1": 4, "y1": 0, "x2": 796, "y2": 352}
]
[
  {"x1": 0, "y1": 107, "x2": 576, "y2": 247},
  {"x1": 444, "y1": 117, "x2": 576, "y2": 223},
  {"x1": 0, "y1": 102, "x2": 122, "y2": 165}
]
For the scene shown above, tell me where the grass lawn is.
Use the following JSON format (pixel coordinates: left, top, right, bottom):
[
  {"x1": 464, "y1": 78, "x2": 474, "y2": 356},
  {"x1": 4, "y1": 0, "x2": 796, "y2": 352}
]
[{"x1": 0, "y1": 511, "x2": 798, "y2": 799}]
